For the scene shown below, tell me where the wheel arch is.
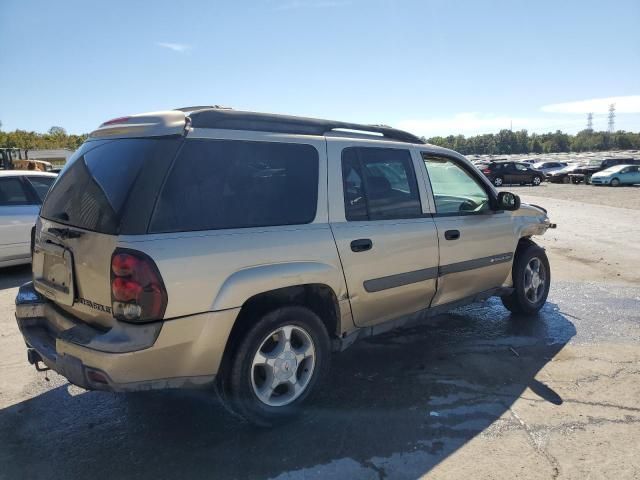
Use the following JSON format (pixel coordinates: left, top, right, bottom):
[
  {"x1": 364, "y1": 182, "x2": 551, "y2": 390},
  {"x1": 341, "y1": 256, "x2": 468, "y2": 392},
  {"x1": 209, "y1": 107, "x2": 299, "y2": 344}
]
[{"x1": 215, "y1": 283, "x2": 342, "y2": 397}]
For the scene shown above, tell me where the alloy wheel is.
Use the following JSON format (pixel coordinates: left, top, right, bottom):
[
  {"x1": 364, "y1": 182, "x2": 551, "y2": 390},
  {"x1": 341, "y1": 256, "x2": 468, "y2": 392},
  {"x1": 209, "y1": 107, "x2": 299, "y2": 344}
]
[
  {"x1": 523, "y1": 257, "x2": 546, "y2": 304},
  {"x1": 250, "y1": 325, "x2": 316, "y2": 407}
]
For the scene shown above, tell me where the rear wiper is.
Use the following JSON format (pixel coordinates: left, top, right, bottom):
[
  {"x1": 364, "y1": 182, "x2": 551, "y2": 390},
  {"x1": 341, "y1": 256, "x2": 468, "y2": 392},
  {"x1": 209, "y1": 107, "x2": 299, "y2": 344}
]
[{"x1": 47, "y1": 227, "x2": 85, "y2": 239}]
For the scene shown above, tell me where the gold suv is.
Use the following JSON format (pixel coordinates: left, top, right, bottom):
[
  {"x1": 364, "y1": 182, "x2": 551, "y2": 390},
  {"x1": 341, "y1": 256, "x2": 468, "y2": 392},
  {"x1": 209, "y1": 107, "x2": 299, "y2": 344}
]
[{"x1": 16, "y1": 107, "x2": 553, "y2": 426}]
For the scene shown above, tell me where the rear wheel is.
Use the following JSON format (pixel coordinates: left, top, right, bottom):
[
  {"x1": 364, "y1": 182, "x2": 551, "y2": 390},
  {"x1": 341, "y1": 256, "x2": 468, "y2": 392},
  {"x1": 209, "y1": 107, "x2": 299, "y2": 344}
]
[
  {"x1": 501, "y1": 242, "x2": 550, "y2": 315},
  {"x1": 562, "y1": 176, "x2": 571, "y2": 184},
  {"x1": 493, "y1": 176, "x2": 504, "y2": 187},
  {"x1": 225, "y1": 306, "x2": 330, "y2": 427},
  {"x1": 532, "y1": 176, "x2": 542, "y2": 186},
  {"x1": 610, "y1": 178, "x2": 620, "y2": 187}
]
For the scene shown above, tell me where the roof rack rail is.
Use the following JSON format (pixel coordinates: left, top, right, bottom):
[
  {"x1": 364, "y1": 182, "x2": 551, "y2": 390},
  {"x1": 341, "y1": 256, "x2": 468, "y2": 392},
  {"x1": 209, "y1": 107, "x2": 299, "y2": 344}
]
[{"x1": 188, "y1": 109, "x2": 424, "y2": 144}]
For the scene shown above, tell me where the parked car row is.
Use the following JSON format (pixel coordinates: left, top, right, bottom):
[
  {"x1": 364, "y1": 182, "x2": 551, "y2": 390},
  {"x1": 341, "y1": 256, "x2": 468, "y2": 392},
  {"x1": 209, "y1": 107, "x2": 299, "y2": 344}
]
[{"x1": 474, "y1": 157, "x2": 640, "y2": 187}]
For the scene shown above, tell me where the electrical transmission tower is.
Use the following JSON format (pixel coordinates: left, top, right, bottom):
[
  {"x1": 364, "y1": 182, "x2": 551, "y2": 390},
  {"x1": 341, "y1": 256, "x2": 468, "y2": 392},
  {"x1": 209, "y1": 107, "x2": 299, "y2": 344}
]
[
  {"x1": 608, "y1": 104, "x2": 616, "y2": 133},
  {"x1": 587, "y1": 112, "x2": 593, "y2": 131}
]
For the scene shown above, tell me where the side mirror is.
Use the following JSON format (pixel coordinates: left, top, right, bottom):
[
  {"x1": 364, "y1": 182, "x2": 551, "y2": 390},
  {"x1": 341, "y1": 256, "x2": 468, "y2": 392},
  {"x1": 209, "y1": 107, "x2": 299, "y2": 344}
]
[{"x1": 497, "y1": 191, "x2": 520, "y2": 211}]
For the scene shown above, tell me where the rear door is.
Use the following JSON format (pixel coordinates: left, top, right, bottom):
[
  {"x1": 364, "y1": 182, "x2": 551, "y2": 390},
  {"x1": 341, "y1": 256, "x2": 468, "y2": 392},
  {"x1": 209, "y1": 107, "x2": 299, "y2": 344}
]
[
  {"x1": 419, "y1": 152, "x2": 515, "y2": 307},
  {"x1": 0, "y1": 176, "x2": 40, "y2": 263},
  {"x1": 503, "y1": 163, "x2": 517, "y2": 183},
  {"x1": 514, "y1": 162, "x2": 533, "y2": 183},
  {"x1": 328, "y1": 138, "x2": 439, "y2": 327},
  {"x1": 622, "y1": 166, "x2": 640, "y2": 185}
]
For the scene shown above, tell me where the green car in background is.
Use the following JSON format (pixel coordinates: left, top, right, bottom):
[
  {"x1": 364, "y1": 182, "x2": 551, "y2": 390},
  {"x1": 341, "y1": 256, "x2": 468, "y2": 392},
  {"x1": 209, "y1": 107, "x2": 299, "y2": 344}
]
[{"x1": 590, "y1": 164, "x2": 640, "y2": 186}]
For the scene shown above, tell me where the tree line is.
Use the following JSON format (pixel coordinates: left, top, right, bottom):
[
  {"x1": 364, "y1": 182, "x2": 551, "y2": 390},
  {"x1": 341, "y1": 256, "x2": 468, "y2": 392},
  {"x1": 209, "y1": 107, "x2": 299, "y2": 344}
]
[
  {"x1": 0, "y1": 126, "x2": 87, "y2": 151},
  {"x1": 424, "y1": 129, "x2": 640, "y2": 155},
  {"x1": 1, "y1": 124, "x2": 640, "y2": 155}
]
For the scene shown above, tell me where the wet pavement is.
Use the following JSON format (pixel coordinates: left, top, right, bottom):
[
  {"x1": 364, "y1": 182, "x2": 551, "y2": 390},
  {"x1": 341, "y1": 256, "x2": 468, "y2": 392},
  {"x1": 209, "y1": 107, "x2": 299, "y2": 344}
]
[{"x1": 1, "y1": 263, "x2": 639, "y2": 479}]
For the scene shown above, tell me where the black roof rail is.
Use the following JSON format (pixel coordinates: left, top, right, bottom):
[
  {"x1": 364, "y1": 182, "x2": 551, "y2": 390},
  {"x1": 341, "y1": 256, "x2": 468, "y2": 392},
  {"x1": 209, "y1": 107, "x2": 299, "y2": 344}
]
[{"x1": 188, "y1": 109, "x2": 425, "y2": 144}]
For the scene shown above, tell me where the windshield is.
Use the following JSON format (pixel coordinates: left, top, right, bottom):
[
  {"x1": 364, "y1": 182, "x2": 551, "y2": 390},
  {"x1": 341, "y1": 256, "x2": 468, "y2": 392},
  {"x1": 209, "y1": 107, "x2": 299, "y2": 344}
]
[{"x1": 41, "y1": 137, "x2": 182, "y2": 234}]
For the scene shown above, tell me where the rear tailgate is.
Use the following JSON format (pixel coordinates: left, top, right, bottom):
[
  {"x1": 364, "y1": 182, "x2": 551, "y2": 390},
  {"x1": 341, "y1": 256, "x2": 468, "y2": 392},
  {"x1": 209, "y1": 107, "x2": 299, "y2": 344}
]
[
  {"x1": 34, "y1": 136, "x2": 182, "y2": 327},
  {"x1": 33, "y1": 217, "x2": 118, "y2": 328}
]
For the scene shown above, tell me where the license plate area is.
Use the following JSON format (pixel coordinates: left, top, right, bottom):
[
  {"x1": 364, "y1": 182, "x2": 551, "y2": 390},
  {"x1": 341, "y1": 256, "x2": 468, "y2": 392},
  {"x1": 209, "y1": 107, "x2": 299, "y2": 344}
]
[{"x1": 33, "y1": 242, "x2": 75, "y2": 306}]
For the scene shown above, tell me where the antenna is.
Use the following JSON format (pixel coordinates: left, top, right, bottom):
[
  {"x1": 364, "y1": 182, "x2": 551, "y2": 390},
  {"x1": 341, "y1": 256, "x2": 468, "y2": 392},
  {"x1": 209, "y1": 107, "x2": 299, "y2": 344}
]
[
  {"x1": 587, "y1": 112, "x2": 593, "y2": 131},
  {"x1": 608, "y1": 104, "x2": 616, "y2": 133}
]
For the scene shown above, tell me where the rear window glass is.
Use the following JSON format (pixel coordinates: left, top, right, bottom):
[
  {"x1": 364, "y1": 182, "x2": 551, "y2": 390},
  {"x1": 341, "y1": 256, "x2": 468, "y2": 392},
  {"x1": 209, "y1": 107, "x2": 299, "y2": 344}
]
[
  {"x1": 149, "y1": 139, "x2": 319, "y2": 233},
  {"x1": 41, "y1": 138, "x2": 181, "y2": 234}
]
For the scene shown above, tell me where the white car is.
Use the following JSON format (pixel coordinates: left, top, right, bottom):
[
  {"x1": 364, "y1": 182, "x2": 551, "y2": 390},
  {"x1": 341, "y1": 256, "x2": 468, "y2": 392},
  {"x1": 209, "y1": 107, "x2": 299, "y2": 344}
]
[{"x1": 0, "y1": 171, "x2": 57, "y2": 267}]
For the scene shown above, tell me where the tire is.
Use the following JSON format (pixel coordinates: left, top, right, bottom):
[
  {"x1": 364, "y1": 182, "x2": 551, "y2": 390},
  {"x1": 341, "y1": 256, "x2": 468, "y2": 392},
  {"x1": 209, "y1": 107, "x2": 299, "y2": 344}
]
[
  {"x1": 501, "y1": 242, "x2": 550, "y2": 315},
  {"x1": 225, "y1": 306, "x2": 331, "y2": 427},
  {"x1": 562, "y1": 176, "x2": 571, "y2": 184},
  {"x1": 493, "y1": 176, "x2": 504, "y2": 187},
  {"x1": 532, "y1": 176, "x2": 542, "y2": 186},
  {"x1": 610, "y1": 178, "x2": 620, "y2": 187}
]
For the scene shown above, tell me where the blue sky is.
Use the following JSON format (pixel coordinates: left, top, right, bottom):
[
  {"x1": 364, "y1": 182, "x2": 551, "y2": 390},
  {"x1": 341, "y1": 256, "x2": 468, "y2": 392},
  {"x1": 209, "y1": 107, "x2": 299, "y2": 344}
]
[{"x1": 1, "y1": 0, "x2": 639, "y2": 136}]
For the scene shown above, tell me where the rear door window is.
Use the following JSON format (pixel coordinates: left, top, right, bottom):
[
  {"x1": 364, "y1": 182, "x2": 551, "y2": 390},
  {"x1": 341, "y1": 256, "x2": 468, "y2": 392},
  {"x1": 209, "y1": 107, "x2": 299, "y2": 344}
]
[
  {"x1": 26, "y1": 176, "x2": 55, "y2": 202},
  {"x1": 0, "y1": 177, "x2": 33, "y2": 206},
  {"x1": 342, "y1": 147, "x2": 421, "y2": 221},
  {"x1": 149, "y1": 139, "x2": 319, "y2": 233}
]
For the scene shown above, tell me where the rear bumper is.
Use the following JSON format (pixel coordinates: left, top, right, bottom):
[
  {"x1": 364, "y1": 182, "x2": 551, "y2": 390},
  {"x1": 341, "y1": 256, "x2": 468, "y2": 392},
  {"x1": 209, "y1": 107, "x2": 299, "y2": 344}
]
[{"x1": 15, "y1": 282, "x2": 239, "y2": 392}]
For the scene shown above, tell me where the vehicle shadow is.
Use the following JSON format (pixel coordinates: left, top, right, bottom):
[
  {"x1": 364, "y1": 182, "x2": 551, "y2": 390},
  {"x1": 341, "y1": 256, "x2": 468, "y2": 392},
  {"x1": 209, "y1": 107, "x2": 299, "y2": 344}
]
[
  {"x1": 0, "y1": 299, "x2": 575, "y2": 480},
  {"x1": 0, "y1": 264, "x2": 31, "y2": 290}
]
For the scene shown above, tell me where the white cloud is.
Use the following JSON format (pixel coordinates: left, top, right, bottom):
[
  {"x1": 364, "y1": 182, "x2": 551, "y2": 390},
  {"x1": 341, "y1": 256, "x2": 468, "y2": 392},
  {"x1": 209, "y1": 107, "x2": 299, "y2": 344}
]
[
  {"x1": 541, "y1": 95, "x2": 640, "y2": 114},
  {"x1": 275, "y1": 0, "x2": 350, "y2": 11},
  {"x1": 156, "y1": 42, "x2": 192, "y2": 53}
]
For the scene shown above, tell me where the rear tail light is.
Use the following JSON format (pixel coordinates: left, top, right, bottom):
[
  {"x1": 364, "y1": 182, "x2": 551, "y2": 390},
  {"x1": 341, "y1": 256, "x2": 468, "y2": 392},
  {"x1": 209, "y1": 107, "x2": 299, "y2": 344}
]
[
  {"x1": 482, "y1": 168, "x2": 491, "y2": 174},
  {"x1": 110, "y1": 249, "x2": 167, "y2": 323}
]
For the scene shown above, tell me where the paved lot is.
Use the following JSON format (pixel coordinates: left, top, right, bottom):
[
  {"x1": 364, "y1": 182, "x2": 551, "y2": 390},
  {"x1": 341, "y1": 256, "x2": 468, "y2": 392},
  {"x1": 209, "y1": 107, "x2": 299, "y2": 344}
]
[{"x1": 1, "y1": 187, "x2": 639, "y2": 480}]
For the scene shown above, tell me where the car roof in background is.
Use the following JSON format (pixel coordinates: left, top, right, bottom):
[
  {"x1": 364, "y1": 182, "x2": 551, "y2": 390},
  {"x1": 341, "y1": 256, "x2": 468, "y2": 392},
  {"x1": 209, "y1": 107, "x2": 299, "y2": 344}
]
[
  {"x1": 0, "y1": 170, "x2": 58, "y2": 178},
  {"x1": 600, "y1": 164, "x2": 635, "y2": 172}
]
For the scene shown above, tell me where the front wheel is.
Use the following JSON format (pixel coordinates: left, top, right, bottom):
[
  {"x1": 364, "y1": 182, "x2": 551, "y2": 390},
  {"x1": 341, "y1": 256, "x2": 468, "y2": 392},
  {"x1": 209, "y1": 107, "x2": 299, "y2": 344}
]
[
  {"x1": 501, "y1": 242, "x2": 550, "y2": 315},
  {"x1": 225, "y1": 306, "x2": 331, "y2": 427},
  {"x1": 532, "y1": 176, "x2": 542, "y2": 186},
  {"x1": 610, "y1": 178, "x2": 620, "y2": 187}
]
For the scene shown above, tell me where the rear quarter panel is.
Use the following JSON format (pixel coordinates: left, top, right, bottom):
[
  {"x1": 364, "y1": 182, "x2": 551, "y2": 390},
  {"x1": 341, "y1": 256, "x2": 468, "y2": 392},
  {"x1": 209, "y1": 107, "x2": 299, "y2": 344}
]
[{"x1": 117, "y1": 224, "x2": 347, "y2": 319}]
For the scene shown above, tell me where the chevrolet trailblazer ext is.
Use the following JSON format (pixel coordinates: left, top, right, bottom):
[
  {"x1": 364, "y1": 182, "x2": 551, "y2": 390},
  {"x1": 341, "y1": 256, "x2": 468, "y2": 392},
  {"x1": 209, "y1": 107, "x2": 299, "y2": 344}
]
[{"x1": 16, "y1": 107, "x2": 553, "y2": 426}]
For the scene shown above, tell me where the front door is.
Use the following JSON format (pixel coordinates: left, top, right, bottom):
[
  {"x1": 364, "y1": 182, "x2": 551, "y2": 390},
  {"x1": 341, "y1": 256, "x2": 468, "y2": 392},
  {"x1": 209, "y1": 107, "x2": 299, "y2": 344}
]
[
  {"x1": 328, "y1": 139, "x2": 439, "y2": 327},
  {"x1": 0, "y1": 177, "x2": 40, "y2": 263},
  {"x1": 419, "y1": 153, "x2": 516, "y2": 306}
]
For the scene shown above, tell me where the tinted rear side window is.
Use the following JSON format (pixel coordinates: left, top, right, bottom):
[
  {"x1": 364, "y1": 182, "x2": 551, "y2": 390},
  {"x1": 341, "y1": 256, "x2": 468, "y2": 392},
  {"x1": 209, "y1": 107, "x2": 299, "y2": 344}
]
[
  {"x1": 41, "y1": 138, "x2": 181, "y2": 234},
  {"x1": 149, "y1": 139, "x2": 319, "y2": 233}
]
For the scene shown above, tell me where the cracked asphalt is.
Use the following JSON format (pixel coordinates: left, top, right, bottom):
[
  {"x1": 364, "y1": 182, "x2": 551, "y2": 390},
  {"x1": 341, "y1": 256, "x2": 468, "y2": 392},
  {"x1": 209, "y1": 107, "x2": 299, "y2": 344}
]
[{"x1": 1, "y1": 188, "x2": 639, "y2": 480}]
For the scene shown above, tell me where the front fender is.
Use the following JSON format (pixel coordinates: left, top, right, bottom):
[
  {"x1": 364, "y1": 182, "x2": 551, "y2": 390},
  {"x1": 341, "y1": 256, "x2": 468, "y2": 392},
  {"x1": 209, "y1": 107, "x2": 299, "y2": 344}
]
[
  {"x1": 211, "y1": 261, "x2": 346, "y2": 311},
  {"x1": 514, "y1": 203, "x2": 554, "y2": 237}
]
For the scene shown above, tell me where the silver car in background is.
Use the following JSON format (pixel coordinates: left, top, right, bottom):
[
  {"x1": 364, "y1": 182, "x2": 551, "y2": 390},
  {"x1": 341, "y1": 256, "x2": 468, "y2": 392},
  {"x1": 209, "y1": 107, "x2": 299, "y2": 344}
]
[{"x1": 0, "y1": 171, "x2": 57, "y2": 267}]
